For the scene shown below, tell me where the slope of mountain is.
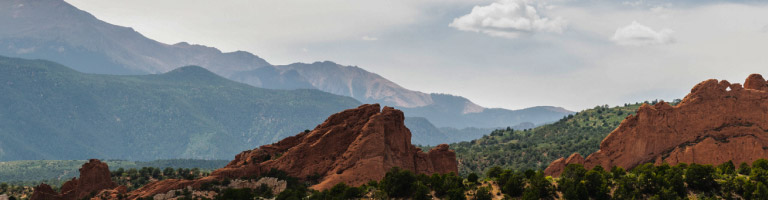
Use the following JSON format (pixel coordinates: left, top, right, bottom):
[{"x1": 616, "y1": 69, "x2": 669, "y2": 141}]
[
  {"x1": 400, "y1": 94, "x2": 573, "y2": 128},
  {"x1": 0, "y1": 0, "x2": 270, "y2": 75},
  {"x1": 275, "y1": 62, "x2": 434, "y2": 107},
  {"x1": 452, "y1": 102, "x2": 655, "y2": 175},
  {"x1": 270, "y1": 62, "x2": 574, "y2": 128},
  {"x1": 0, "y1": 56, "x2": 361, "y2": 161},
  {"x1": 407, "y1": 117, "x2": 538, "y2": 146},
  {"x1": 546, "y1": 74, "x2": 768, "y2": 176},
  {"x1": 0, "y1": 0, "x2": 572, "y2": 131}
]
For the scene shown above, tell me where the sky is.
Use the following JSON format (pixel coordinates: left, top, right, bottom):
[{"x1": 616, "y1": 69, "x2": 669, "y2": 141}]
[{"x1": 63, "y1": 0, "x2": 768, "y2": 111}]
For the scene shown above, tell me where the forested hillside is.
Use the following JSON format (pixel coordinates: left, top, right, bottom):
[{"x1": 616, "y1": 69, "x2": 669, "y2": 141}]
[
  {"x1": 453, "y1": 100, "x2": 679, "y2": 175},
  {"x1": 0, "y1": 56, "x2": 361, "y2": 161}
]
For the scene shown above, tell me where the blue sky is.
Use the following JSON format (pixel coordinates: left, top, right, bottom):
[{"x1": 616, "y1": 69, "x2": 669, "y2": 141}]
[{"x1": 64, "y1": 0, "x2": 768, "y2": 111}]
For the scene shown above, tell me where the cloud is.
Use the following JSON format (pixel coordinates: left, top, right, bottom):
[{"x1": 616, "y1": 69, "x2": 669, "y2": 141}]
[
  {"x1": 362, "y1": 36, "x2": 379, "y2": 41},
  {"x1": 611, "y1": 21, "x2": 674, "y2": 46},
  {"x1": 449, "y1": 0, "x2": 567, "y2": 38}
]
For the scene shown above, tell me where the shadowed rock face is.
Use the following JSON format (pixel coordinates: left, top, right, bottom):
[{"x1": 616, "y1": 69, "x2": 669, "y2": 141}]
[
  {"x1": 546, "y1": 74, "x2": 768, "y2": 177},
  {"x1": 30, "y1": 159, "x2": 119, "y2": 200},
  {"x1": 127, "y1": 104, "x2": 458, "y2": 199}
]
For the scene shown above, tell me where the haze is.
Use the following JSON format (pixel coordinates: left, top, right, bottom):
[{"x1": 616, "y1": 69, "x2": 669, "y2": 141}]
[{"x1": 64, "y1": 0, "x2": 768, "y2": 111}]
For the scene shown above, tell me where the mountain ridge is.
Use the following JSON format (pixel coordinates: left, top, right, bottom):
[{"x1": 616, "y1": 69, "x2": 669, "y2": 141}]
[
  {"x1": 0, "y1": 56, "x2": 360, "y2": 161},
  {"x1": 0, "y1": 0, "x2": 573, "y2": 130}
]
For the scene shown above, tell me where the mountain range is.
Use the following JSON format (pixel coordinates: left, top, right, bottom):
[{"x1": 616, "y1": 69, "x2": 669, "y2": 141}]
[
  {"x1": 0, "y1": 56, "x2": 361, "y2": 161},
  {"x1": 0, "y1": 0, "x2": 572, "y2": 131},
  {"x1": 0, "y1": 56, "x2": 518, "y2": 161}
]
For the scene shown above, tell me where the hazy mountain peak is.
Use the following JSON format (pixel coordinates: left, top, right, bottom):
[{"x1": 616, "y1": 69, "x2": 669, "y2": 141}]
[
  {"x1": 0, "y1": 0, "x2": 573, "y2": 130},
  {"x1": 0, "y1": 0, "x2": 270, "y2": 75},
  {"x1": 163, "y1": 65, "x2": 214, "y2": 76}
]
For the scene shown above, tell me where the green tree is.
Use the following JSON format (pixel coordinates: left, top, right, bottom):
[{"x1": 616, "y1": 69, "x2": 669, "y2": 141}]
[
  {"x1": 474, "y1": 187, "x2": 493, "y2": 200},
  {"x1": 650, "y1": 187, "x2": 681, "y2": 200},
  {"x1": 163, "y1": 167, "x2": 175, "y2": 177},
  {"x1": 755, "y1": 182, "x2": 768, "y2": 200},
  {"x1": 500, "y1": 172, "x2": 524, "y2": 197},
  {"x1": 112, "y1": 168, "x2": 125, "y2": 177},
  {"x1": 558, "y1": 164, "x2": 588, "y2": 200},
  {"x1": 685, "y1": 163, "x2": 717, "y2": 191},
  {"x1": 611, "y1": 166, "x2": 626, "y2": 180},
  {"x1": 524, "y1": 172, "x2": 555, "y2": 200},
  {"x1": 431, "y1": 173, "x2": 465, "y2": 198},
  {"x1": 718, "y1": 160, "x2": 736, "y2": 175},
  {"x1": 467, "y1": 173, "x2": 479, "y2": 183},
  {"x1": 412, "y1": 181, "x2": 431, "y2": 200},
  {"x1": 584, "y1": 170, "x2": 610, "y2": 200},
  {"x1": 614, "y1": 174, "x2": 640, "y2": 200},
  {"x1": 740, "y1": 162, "x2": 752, "y2": 175},
  {"x1": 446, "y1": 188, "x2": 466, "y2": 200},
  {"x1": 753, "y1": 159, "x2": 768, "y2": 185},
  {"x1": 486, "y1": 166, "x2": 503, "y2": 179},
  {"x1": 740, "y1": 177, "x2": 757, "y2": 200},
  {"x1": 379, "y1": 167, "x2": 416, "y2": 198}
]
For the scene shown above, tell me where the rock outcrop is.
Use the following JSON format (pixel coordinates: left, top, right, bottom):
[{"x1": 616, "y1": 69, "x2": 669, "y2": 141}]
[
  {"x1": 31, "y1": 159, "x2": 122, "y2": 200},
  {"x1": 127, "y1": 104, "x2": 458, "y2": 198},
  {"x1": 546, "y1": 74, "x2": 768, "y2": 176}
]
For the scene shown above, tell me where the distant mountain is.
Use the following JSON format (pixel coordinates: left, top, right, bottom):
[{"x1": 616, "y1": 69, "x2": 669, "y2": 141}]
[
  {"x1": 0, "y1": 0, "x2": 270, "y2": 75},
  {"x1": 452, "y1": 102, "x2": 656, "y2": 175},
  {"x1": 405, "y1": 117, "x2": 537, "y2": 146},
  {"x1": 273, "y1": 62, "x2": 434, "y2": 107},
  {"x1": 0, "y1": 0, "x2": 572, "y2": 131},
  {"x1": 261, "y1": 62, "x2": 574, "y2": 128},
  {"x1": 0, "y1": 56, "x2": 361, "y2": 161}
]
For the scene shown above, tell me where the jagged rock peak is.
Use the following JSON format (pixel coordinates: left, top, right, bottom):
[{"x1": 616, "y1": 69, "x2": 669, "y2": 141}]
[
  {"x1": 31, "y1": 159, "x2": 121, "y2": 200},
  {"x1": 546, "y1": 74, "x2": 768, "y2": 177},
  {"x1": 127, "y1": 104, "x2": 458, "y2": 198},
  {"x1": 745, "y1": 73, "x2": 768, "y2": 90}
]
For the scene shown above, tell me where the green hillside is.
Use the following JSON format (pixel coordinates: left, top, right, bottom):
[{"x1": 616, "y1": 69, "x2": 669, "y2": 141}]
[
  {"x1": 0, "y1": 56, "x2": 361, "y2": 161},
  {"x1": 452, "y1": 100, "x2": 680, "y2": 175}
]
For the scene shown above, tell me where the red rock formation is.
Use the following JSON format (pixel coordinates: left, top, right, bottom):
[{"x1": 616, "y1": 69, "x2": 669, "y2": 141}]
[
  {"x1": 544, "y1": 153, "x2": 585, "y2": 176},
  {"x1": 30, "y1": 184, "x2": 59, "y2": 200},
  {"x1": 31, "y1": 159, "x2": 122, "y2": 200},
  {"x1": 546, "y1": 74, "x2": 768, "y2": 176},
  {"x1": 128, "y1": 104, "x2": 458, "y2": 199}
]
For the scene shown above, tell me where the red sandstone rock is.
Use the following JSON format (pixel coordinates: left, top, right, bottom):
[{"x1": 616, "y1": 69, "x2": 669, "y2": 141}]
[
  {"x1": 544, "y1": 153, "x2": 585, "y2": 176},
  {"x1": 30, "y1": 184, "x2": 60, "y2": 200},
  {"x1": 127, "y1": 104, "x2": 458, "y2": 199},
  {"x1": 546, "y1": 74, "x2": 768, "y2": 176},
  {"x1": 31, "y1": 159, "x2": 122, "y2": 200}
]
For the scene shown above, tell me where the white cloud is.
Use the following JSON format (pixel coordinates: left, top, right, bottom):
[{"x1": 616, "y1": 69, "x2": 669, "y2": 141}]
[
  {"x1": 611, "y1": 21, "x2": 674, "y2": 46},
  {"x1": 449, "y1": 0, "x2": 567, "y2": 38},
  {"x1": 362, "y1": 36, "x2": 379, "y2": 41},
  {"x1": 622, "y1": 1, "x2": 644, "y2": 7}
]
